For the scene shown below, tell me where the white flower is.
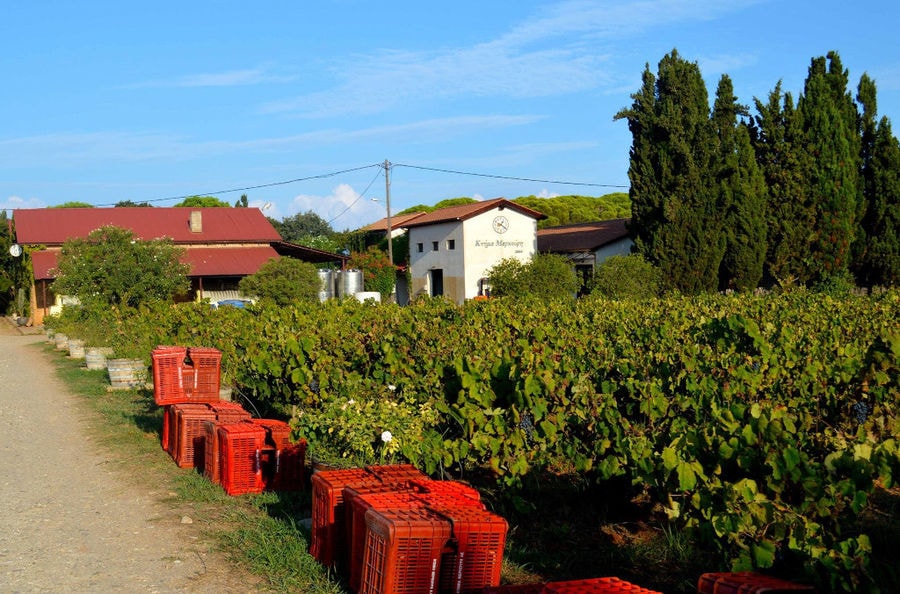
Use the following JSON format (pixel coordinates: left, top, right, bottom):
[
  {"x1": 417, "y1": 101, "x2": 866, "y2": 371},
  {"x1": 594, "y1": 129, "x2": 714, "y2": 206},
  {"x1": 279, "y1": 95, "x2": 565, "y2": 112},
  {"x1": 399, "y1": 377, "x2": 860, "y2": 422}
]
[
  {"x1": 381, "y1": 431, "x2": 393, "y2": 443},
  {"x1": 387, "y1": 385, "x2": 396, "y2": 392}
]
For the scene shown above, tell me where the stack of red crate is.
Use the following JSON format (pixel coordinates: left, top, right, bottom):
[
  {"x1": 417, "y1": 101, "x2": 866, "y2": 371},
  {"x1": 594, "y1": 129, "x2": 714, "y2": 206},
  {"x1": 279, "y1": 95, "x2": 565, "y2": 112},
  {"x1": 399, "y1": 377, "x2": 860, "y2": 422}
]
[
  {"x1": 359, "y1": 507, "x2": 453, "y2": 594},
  {"x1": 697, "y1": 572, "x2": 814, "y2": 594},
  {"x1": 152, "y1": 345, "x2": 222, "y2": 405}
]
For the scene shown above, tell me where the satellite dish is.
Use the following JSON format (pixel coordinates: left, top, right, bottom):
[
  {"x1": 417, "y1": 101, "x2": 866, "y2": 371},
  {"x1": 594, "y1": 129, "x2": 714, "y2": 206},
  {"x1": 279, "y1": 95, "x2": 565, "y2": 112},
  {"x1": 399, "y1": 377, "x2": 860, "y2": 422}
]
[{"x1": 9, "y1": 244, "x2": 22, "y2": 257}]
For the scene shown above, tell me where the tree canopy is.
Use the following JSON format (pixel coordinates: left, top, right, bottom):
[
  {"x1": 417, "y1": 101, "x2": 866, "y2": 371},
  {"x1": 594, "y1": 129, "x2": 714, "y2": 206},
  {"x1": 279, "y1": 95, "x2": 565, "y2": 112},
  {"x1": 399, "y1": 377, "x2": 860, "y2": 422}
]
[
  {"x1": 173, "y1": 196, "x2": 231, "y2": 207},
  {"x1": 52, "y1": 226, "x2": 190, "y2": 309}
]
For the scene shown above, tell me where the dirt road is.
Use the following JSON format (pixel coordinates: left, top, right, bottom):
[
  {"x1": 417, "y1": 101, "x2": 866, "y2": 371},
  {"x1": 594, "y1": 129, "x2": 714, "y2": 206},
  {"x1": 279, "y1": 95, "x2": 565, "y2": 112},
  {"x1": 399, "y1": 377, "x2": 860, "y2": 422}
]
[{"x1": 0, "y1": 323, "x2": 261, "y2": 593}]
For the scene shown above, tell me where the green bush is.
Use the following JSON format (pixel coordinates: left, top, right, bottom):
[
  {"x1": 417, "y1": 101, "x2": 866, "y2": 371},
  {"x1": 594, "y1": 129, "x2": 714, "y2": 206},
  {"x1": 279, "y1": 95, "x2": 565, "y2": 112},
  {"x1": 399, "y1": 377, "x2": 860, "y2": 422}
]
[
  {"x1": 486, "y1": 253, "x2": 579, "y2": 299},
  {"x1": 238, "y1": 257, "x2": 320, "y2": 306},
  {"x1": 589, "y1": 254, "x2": 662, "y2": 299}
]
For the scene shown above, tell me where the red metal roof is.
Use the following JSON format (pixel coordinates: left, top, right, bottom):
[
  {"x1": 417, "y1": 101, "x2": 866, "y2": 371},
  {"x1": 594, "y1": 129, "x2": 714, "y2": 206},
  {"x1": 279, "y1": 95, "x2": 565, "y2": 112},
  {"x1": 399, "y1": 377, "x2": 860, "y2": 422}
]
[
  {"x1": 401, "y1": 198, "x2": 546, "y2": 228},
  {"x1": 13, "y1": 207, "x2": 281, "y2": 245},
  {"x1": 182, "y1": 246, "x2": 280, "y2": 276},
  {"x1": 30, "y1": 250, "x2": 58, "y2": 281},
  {"x1": 29, "y1": 246, "x2": 280, "y2": 280},
  {"x1": 537, "y1": 218, "x2": 631, "y2": 253}
]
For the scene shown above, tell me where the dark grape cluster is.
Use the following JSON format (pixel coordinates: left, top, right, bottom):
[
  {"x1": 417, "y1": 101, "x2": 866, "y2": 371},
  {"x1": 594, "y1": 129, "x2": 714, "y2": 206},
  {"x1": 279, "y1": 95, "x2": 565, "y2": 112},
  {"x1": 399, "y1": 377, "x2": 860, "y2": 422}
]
[
  {"x1": 308, "y1": 379, "x2": 320, "y2": 394},
  {"x1": 518, "y1": 411, "x2": 535, "y2": 444},
  {"x1": 851, "y1": 401, "x2": 869, "y2": 425}
]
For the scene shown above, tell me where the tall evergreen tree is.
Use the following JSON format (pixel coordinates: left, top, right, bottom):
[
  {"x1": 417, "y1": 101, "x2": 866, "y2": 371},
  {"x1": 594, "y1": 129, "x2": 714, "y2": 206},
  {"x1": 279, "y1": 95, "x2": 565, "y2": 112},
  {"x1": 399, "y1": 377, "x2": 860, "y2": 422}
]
[
  {"x1": 853, "y1": 73, "x2": 900, "y2": 286},
  {"x1": 751, "y1": 83, "x2": 816, "y2": 285},
  {"x1": 797, "y1": 52, "x2": 862, "y2": 283},
  {"x1": 616, "y1": 49, "x2": 724, "y2": 293},
  {"x1": 857, "y1": 114, "x2": 900, "y2": 286},
  {"x1": 713, "y1": 75, "x2": 767, "y2": 291}
]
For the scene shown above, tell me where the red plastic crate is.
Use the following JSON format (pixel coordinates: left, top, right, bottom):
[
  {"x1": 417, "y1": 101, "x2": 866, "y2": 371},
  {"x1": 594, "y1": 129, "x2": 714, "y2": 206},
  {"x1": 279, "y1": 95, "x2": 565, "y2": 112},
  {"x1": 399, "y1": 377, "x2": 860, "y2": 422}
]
[
  {"x1": 359, "y1": 507, "x2": 452, "y2": 594},
  {"x1": 201, "y1": 419, "x2": 221, "y2": 484},
  {"x1": 543, "y1": 577, "x2": 663, "y2": 593},
  {"x1": 268, "y1": 439, "x2": 308, "y2": 492},
  {"x1": 250, "y1": 418, "x2": 293, "y2": 449},
  {"x1": 365, "y1": 463, "x2": 429, "y2": 484},
  {"x1": 208, "y1": 401, "x2": 251, "y2": 423},
  {"x1": 411, "y1": 478, "x2": 483, "y2": 503},
  {"x1": 173, "y1": 404, "x2": 217, "y2": 469},
  {"x1": 218, "y1": 422, "x2": 267, "y2": 496},
  {"x1": 697, "y1": 572, "x2": 815, "y2": 594},
  {"x1": 428, "y1": 505, "x2": 508, "y2": 594},
  {"x1": 345, "y1": 486, "x2": 426, "y2": 592},
  {"x1": 152, "y1": 346, "x2": 189, "y2": 405},
  {"x1": 310, "y1": 468, "x2": 380, "y2": 568},
  {"x1": 185, "y1": 347, "x2": 222, "y2": 402},
  {"x1": 163, "y1": 403, "x2": 209, "y2": 456}
]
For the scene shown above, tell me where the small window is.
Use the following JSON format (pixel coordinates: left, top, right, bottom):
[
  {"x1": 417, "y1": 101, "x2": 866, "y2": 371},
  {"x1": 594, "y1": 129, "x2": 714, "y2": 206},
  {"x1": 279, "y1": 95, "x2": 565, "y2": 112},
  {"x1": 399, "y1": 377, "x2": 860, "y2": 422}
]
[
  {"x1": 432, "y1": 241, "x2": 439, "y2": 251},
  {"x1": 447, "y1": 239, "x2": 456, "y2": 250},
  {"x1": 417, "y1": 243, "x2": 424, "y2": 253}
]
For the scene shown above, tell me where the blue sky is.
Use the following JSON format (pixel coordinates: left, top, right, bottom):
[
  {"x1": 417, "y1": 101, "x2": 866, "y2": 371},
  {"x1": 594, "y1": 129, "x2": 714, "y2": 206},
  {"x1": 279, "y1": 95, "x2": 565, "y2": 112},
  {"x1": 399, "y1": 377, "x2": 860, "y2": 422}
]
[{"x1": 2, "y1": 1, "x2": 899, "y2": 231}]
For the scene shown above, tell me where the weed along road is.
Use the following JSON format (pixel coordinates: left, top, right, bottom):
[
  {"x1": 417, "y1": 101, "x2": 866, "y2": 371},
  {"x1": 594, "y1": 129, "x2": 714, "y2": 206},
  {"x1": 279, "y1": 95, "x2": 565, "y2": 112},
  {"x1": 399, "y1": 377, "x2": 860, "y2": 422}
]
[{"x1": 0, "y1": 323, "x2": 255, "y2": 593}]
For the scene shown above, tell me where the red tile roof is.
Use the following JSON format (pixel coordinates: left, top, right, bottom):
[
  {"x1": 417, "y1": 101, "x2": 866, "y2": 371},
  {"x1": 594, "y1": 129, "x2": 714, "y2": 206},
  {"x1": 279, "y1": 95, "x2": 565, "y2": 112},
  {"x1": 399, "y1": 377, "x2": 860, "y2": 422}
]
[
  {"x1": 13, "y1": 207, "x2": 281, "y2": 245},
  {"x1": 30, "y1": 246, "x2": 281, "y2": 280},
  {"x1": 361, "y1": 211, "x2": 428, "y2": 232},
  {"x1": 537, "y1": 218, "x2": 631, "y2": 253},
  {"x1": 401, "y1": 198, "x2": 545, "y2": 228}
]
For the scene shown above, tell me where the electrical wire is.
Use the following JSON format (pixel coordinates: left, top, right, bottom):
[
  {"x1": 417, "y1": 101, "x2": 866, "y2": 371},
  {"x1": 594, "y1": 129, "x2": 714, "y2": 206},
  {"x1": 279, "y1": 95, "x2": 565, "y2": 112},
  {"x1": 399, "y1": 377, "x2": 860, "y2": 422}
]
[
  {"x1": 324, "y1": 166, "x2": 384, "y2": 226},
  {"x1": 91, "y1": 161, "x2": 627, "y2": 212},
  {"x1": 392, "y1": 163, "x2": 628, "y2": 188},
  {"x1": 93, "y1": 163, "x2": 383, "y2": 207}
]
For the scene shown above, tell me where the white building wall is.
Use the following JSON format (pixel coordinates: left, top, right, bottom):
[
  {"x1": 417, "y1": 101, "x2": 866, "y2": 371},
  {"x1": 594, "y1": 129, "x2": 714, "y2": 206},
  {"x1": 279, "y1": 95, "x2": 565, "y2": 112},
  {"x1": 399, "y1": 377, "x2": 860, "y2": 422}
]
[
  {"x1": 408, "y1": 207, "x2": 538, "y2": 303},
  {"x1": 593, "y1": 237, "x2": 634, "y2": 265}
]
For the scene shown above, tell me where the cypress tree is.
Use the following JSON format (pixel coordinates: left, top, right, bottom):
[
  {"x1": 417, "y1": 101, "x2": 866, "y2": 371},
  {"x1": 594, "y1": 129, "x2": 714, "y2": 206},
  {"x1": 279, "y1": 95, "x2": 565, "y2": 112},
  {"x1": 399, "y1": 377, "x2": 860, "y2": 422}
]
[
  {"x1": 797, "y1": 52, "x2": 862, "y2": 283},
  {"x1": 751, "y1": 83, "x2": 816, "y2": 285},
  {"x1": 616, "y1": 49, "x2": 724, "y2": 293},
  {"x1": 713, "y1": 75, "x2": 767, "y2": 291},
  {"x1": 854, "y1": 74, "x2": 900, "y2": 286}
]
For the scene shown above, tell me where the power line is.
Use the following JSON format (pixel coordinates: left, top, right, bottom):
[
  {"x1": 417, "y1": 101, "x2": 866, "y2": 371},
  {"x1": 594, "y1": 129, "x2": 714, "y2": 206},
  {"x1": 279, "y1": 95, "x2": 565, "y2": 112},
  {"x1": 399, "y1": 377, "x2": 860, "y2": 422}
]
[
  {"x1": 393, "y1": 163, "x2": 628, "y2": 188},
  {"x1": 324, "y1": 166, "x2": 384, "y2": 226},
  {"x1": 94, "y1": 163, "x2": 383, "y2": 207},
  {"x1": 92, "y1": 161, "x2": 627, "y2": 210}
]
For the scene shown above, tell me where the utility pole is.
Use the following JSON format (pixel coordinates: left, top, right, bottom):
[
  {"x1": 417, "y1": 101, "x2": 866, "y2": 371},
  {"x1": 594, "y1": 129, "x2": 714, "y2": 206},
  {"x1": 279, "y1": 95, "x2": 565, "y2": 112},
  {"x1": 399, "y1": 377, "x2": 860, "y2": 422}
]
[{"x1": 384, "y1": 159, "x2": 393, "y2": 267}]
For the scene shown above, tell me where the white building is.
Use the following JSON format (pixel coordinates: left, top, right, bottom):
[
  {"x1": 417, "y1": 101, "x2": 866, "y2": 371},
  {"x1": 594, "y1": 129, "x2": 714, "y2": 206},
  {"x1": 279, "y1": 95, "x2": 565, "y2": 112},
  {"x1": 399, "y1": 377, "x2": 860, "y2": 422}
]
[{"x1": 403, "y1": 198, "x2": 545, "y2": 303}]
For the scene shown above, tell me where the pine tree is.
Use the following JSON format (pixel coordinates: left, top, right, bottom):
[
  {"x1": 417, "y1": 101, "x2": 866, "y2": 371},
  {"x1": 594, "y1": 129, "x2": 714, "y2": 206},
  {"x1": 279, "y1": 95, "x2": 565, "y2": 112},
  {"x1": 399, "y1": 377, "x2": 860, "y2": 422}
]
[
  {"x1": 713, "y1": 75, "x2": 767, "y2": 291},
  {"x1": 751, "y1": 83, "x2": 816, "y2": 285},
  {"x1": 797, "y1": 52, "x2": 862, "y2": 283},
  {"x1": 616, "y1": 49, "x2": 724, "y2": 293}
]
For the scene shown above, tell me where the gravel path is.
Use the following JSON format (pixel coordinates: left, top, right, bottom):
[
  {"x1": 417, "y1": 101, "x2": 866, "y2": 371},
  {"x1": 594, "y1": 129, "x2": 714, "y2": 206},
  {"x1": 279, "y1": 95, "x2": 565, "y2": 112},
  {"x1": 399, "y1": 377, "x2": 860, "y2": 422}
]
[{"x1": 0, "y1": 323, "x2": 263, "y2": 593}]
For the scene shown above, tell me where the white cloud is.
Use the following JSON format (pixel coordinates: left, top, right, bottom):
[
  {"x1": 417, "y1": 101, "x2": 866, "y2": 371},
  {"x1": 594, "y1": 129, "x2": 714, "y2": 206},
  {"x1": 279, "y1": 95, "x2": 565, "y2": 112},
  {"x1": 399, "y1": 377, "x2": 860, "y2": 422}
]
[
  {"x1": 2, "y1": 195, "x2": 45, "y2": 211},
  {"x1": 264, "y1": 0, "x2": 766, "y2": 118},
  {"x1": 290, "y1": 183, "x2": 385, "y2": 231},
  {"x1": 128, "y1": 66, "x2": 295, "y2": 89}
]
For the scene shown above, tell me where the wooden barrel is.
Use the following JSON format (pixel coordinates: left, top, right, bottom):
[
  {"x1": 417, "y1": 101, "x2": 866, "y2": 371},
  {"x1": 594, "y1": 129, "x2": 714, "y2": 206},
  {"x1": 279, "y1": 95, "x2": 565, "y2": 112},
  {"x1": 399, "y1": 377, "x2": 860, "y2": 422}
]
[
  {"x1": 107, "y1": 358, "x2": 147, "y2": 389},
  {"x1": 67, "y1": 339, "x2": 85, "y2": 359},
  {"x1": 84, "y1": 347, "x2": 108, "y2": 370},
  {"x1": 54, "y1": 334, "x2": 69, "y2": 350}
]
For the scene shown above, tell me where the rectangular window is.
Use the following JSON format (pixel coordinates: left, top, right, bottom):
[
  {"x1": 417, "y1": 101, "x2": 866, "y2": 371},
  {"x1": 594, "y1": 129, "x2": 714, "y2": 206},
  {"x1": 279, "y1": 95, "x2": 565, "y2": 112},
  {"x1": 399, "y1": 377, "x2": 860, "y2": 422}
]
[
  {"x1": 432, "y1": 241, "x2": 439, "y2": 251},
  {"x1": 417, "y1": 243, "x2": 424, "y2": 253},
  {"x1": 447, "y1": 239, "x2": 456, "y2": 250}
]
